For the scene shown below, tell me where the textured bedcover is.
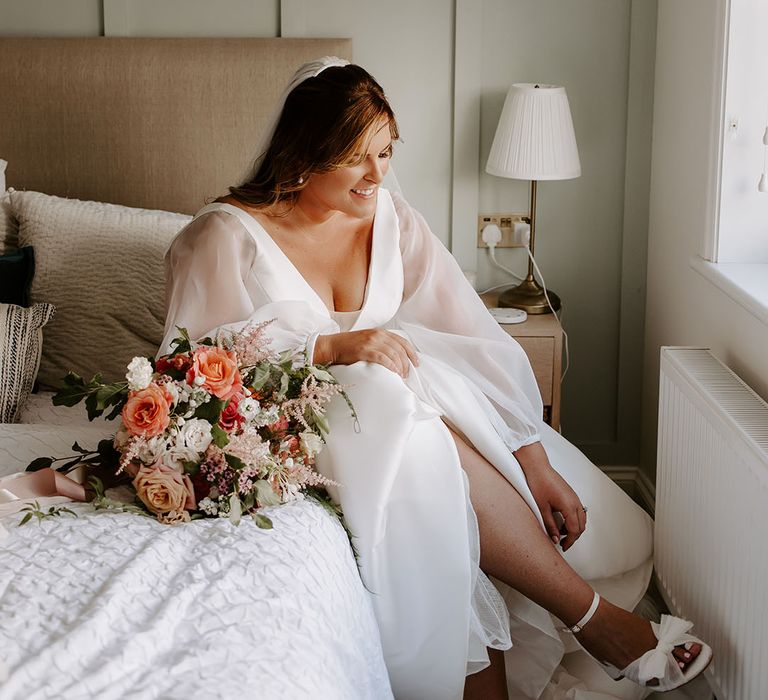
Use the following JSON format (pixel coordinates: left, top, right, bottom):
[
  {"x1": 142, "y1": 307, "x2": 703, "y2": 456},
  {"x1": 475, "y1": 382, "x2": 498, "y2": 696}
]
[{"x1": 0, "y1": 411, "x2": 393, "y2": 700}]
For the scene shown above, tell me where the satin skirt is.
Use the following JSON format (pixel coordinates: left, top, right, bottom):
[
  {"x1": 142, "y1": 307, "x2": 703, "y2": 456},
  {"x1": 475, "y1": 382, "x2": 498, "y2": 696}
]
[{"x1": 316, "y1": 360, "x2": 653, "y2": 700}]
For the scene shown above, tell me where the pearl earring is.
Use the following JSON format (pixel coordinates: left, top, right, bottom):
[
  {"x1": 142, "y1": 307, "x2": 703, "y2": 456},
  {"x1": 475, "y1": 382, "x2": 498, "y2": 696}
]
[{"x1": 298, "y1": 176, "x2": 304, "y2": 185}]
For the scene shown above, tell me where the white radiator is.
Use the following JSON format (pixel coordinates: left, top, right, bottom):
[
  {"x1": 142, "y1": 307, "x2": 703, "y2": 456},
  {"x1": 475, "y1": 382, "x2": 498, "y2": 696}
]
[{"x1": 656, "y1": 347, "x2": 768, "y2": 700}]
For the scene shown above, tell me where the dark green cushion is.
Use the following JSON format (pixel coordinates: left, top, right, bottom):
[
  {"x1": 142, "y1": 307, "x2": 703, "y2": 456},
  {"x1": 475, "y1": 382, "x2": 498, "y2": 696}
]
[{"x1": 0, "y1": 246, "x2": 34, "y2": 307}]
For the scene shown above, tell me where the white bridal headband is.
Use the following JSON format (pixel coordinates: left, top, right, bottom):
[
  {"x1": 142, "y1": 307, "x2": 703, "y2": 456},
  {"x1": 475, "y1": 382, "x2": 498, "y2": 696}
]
[{"x1": 242, "y1": 56, "x2": 402, "y2": 194}]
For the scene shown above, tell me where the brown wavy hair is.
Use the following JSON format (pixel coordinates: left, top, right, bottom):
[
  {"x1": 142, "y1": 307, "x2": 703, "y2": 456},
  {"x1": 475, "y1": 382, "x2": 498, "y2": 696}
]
[{"x1": 229, "y1": 64, "x2": 399, "y2": 210}]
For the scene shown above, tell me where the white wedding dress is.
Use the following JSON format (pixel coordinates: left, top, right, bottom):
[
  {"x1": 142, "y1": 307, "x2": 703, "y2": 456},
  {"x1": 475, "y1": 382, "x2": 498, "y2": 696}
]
[{"x1": 160, "y1": 189, "x2": 654, "y2": 700}]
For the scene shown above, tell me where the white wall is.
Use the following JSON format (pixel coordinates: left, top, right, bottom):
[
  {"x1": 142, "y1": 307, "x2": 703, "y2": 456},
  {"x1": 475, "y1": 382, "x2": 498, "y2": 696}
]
[
  {"x1": 642, "y1": 0, "x2": 768, "y2": 478},
  {"x1": 1, "y1": 0, "x2": 658, "y2": 467}
]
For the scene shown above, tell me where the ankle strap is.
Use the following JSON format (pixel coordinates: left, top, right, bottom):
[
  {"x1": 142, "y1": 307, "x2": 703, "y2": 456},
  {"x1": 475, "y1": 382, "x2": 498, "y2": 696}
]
[{"x1": 568, "y1": 590, "x2": 600, "y2": 634}]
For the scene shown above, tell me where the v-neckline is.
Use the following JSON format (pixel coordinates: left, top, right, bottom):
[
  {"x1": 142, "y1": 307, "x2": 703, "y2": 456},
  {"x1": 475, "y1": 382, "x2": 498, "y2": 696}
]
[{"x1": 213, "y1": 200, "x2": 379, "y2": 317}]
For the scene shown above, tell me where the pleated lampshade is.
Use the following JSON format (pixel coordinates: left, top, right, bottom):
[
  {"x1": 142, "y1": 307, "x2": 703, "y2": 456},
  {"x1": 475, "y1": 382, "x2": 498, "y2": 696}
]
[{"x1": 486, "y1": 83, "x2": 581, "y2": 181}]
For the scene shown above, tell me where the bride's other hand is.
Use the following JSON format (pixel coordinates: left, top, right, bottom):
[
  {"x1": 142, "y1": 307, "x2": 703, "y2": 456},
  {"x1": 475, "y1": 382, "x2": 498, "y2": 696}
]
[
  {"x1": 514, "y1": 441, "x2": 586, "y2": 551},
  {"x1": 314, "y1": 329, "x2": 419, "y2": 378}
]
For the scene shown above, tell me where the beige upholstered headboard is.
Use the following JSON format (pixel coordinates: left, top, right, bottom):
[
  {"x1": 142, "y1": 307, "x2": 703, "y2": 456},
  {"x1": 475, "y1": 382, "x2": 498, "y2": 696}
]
[{"x1": 0, "y1": 37, "x2": 352, "y2": 214}]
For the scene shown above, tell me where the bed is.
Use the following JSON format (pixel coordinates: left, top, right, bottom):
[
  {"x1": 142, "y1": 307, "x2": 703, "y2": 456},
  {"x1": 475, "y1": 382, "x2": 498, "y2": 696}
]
[{"x1": 0, "y1": 37, "x2": 393, "y2": 699}]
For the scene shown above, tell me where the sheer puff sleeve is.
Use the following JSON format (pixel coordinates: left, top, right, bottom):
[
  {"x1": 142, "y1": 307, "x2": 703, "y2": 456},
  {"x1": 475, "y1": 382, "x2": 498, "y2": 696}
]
[
  {"x1": 391, "y1": 192, "x2": 544, "y2": 450},
  {"x1": 159, "y1": 211, "x2": 328, "y2": 360}
]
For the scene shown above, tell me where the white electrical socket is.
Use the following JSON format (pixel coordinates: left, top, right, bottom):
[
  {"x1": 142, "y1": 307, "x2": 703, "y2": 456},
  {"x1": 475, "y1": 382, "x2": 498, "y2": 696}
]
[{"x1": 477, "y1": 213, "x2": 529, "y2": 248}]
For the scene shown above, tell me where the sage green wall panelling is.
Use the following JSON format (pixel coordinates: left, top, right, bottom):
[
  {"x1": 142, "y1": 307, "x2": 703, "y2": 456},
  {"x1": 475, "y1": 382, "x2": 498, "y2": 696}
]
[
  {"x1": 475, "y1": 0, "x2": 653, "y2": 460},
  {"x1": 103, "y1": 0, "x2": 278, "y2": 37},
  {"x1": 280, "y1": 0, "x2": 454, "y2": 246},
  {"x1": 0, "y1": 0, "x2": 103, "y2": 36}
]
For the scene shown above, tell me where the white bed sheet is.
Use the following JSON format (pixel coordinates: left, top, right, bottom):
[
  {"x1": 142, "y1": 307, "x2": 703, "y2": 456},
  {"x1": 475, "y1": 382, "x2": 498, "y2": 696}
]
[{"x1": 0, "y1": 408, "x2": 393, "y2": 700}]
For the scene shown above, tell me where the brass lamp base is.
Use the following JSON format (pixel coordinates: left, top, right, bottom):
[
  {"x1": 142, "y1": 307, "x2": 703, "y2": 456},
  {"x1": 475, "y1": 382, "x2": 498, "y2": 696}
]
[{"x1": 498, "y1": 278, "x2": 561, "y2": 314}]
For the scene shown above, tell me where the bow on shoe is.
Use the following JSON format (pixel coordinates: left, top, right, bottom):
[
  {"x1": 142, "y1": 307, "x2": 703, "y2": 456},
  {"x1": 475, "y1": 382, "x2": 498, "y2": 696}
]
[{"x1": 635, "y1": 615, "x2": 694, "y2": 684}]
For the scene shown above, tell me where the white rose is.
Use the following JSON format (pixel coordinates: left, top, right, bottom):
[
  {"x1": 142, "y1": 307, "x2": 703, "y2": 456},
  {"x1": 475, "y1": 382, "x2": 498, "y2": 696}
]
[
  {"x1": 299, "y1": 431, "x2": 324, "y2": 458},
  {"x1": 238, "y1": 397, "x2": 261, "y2": 420},
  {"x1": 162, "y1": 444, "x2": 198, "y2": 471},
  {"x1": 177, "y1": 418, "x2": 213, "y2": 453},
  {"x1": 125, "y1": 356, "x2": 154, "y2": 391},
  {"x1": 137, "y1": 434, "x2": 169, "y2": 464},
  {"x1": 253, "y1": 404, "x2": 280, "y2": 427}
]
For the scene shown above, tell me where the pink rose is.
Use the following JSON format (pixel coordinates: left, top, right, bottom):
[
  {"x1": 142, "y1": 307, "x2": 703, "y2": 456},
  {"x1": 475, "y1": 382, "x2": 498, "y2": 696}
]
[
  {"x1": 132, "y1": 462, "x2": 196, "y2": 516},
  {"x1": 186, "y1": 347, "x2": 242, "y2": 400},
  {"x1": 219, "y1": 393, "x2": 245, "y2": 433},
  {"x1": 122, "y1": 384, "x2": 171, "y2": 437}
]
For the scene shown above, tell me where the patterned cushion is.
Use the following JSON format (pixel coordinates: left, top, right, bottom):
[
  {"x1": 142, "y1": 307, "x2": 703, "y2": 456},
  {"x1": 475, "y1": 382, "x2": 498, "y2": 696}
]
[
  {"x1": 10, "y1": 190, "x2": 191, "y2": 389},
  {"x1": 0, "y1": 302, "x2": 55, "y2": 423}
]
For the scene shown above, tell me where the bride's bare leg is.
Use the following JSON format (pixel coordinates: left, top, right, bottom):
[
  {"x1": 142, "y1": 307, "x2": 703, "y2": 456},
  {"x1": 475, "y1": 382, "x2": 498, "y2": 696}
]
[
  {"x1": 448, "y1": 427, "x2": 701, "y2": 691},
  {"x1": 463, "y1": 648, "x2": 507, "y2": 700}
]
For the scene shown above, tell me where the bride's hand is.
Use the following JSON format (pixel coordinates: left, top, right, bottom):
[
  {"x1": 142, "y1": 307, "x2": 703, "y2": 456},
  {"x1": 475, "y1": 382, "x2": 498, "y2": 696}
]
[
  {"x1": 314, "y1": 329, "x2": 419, "y2": 378},
  {"x1": 514, "y1": 442, "x2": 586, "y2": 551}
]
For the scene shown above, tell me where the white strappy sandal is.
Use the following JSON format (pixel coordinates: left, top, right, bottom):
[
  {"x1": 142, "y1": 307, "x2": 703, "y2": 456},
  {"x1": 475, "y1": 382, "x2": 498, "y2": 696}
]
[{"x1": 567, "y1": 591, "x2": 713, "y2": 692}]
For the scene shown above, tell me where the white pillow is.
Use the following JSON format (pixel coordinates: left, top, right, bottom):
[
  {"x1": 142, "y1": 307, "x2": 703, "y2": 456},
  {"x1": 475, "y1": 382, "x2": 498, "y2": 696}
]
[
  {"x1": 0, "y1": 160, "x2": 18, "y2": 254},
  {"x1": 11, "y1": 190, "x2": 191, "y2": 389},
  {"x1": 0, "y1": 302, "x2": 55, "y2": 423}
]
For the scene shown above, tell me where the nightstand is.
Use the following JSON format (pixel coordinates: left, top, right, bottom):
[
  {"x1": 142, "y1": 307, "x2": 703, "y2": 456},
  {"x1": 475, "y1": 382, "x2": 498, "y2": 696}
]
[{"x1": 481, "y1": 291, "x2": 563, "y2": 430}]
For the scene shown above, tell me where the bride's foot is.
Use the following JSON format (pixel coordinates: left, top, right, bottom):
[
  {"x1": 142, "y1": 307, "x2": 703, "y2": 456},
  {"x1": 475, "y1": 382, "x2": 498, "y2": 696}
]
[{"x1": 569, "y1": 593, "x2": 711, "y2": 690}]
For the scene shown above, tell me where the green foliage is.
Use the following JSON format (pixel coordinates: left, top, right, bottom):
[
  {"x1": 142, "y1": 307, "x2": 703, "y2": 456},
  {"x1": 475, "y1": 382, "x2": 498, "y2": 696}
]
[
  {"x1": 17, "y1": 500, "x2": 77, "y2": 527},
  {"x1": 224, "y1": 453, "x2": 247, "y2": 472},
  {"x1": 88, "y1": 476, "x2": 152, "y2": 517},
  {"x1": 194, "y1": 397, "x2": 225, "y2": 423},
  {"x1": 25, "y1": 439, "x2": 120, "y2": 475},
  {"x1": 169, "y1": 326, "x2": 192, "y2": 355},
  {"x1": 210, "y1": 424, "x2": 230, "y2": 448},
  {"x1": 51, "y1": 371, "x2": 128, "y2": 422},
  {"x1": 248, "y1": 364, "x2": 271, "y2": 391},
  {"x1": 26, "y1": 457, "x2": 54, "y2": 472},
  {"x1": 252, "y1": 513, "x2": 273, "y2": 529},
  {"x1": 254, "y1": 479, "x2": 281, "y2": 507}
]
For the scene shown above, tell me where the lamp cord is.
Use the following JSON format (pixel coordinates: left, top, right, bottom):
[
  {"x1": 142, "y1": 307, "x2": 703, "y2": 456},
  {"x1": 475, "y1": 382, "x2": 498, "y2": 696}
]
[
  {"x1": 479, "y1": 243, "x2": 570, "y2": 382},
  {"x1": 523, "y1": 244, "x2": 570, "y2": 381}
]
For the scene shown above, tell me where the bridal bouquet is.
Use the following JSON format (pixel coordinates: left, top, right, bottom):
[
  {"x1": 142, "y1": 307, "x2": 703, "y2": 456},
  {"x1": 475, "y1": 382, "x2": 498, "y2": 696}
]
[{"x1": 29, "y1": 322, "x2": 351, "y2": 529}]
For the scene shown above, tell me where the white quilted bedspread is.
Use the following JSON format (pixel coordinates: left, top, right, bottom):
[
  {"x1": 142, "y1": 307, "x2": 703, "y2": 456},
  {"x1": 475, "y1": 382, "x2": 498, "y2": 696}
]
[{"x1": 0, "y1": 416, "x2": 392, "y2": 699}]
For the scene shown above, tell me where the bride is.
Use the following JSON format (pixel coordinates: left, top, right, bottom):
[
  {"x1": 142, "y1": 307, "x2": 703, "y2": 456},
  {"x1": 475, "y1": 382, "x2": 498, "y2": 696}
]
[{"x1": 159, "y1": 58, "x2": 711, "y2": 700}]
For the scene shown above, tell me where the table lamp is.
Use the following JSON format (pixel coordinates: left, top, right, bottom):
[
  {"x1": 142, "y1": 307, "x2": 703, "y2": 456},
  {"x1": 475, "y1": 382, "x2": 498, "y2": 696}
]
[{"x1": 485, "y1": 83, "x2": 581, "y2": 313}]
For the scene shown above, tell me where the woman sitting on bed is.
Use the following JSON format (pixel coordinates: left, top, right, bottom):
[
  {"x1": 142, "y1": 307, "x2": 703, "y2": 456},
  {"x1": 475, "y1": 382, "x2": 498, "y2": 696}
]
[{"x1": 160, "y1": 58, "x2": 711, "y2": 700}]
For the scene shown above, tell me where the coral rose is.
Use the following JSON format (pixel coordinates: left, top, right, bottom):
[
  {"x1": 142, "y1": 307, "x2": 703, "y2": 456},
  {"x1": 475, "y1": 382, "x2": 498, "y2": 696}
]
[
  {"x1": 186, "y1": 347, "x2": 242, "y2": 400},
  {"x1": 133, "y1": 463, "x2": 196, "y2": 515},
  {"x1": 122, "y1": 384, "x2": 171, "y2": 437}
]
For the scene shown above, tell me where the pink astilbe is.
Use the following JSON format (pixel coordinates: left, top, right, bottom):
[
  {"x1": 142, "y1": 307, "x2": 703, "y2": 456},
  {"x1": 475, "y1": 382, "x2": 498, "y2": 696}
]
[
  {"x1": 286, "y1": 460, "x2": 339, "y2": 489},
  {"x1": 116, "y1": 435, "x2": 148, "y2": 475},
  {"x1": 224, "y1": 427, "x2": 271, "y2": 467},
  {"x1": 228, "y1": 319, "x2": 278, "y2": 366},
  {"x1": 282, "y1": 375, "x2": 342, "y2": 429}
]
